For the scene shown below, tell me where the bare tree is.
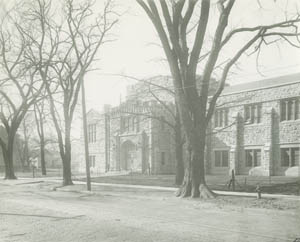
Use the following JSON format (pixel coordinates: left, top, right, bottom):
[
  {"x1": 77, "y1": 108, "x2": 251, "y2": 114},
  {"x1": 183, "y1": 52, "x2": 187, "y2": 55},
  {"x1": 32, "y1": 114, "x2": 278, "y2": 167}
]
[
  {"x1": 19, "y1": 0, "x2": 118, "y2": 185},
  {"x1": 33, "y1": 98, "x2": 48, "y2": 175},
  {"x1": 17, "y1": 112, "x2": 36, "y2": 171},
  {"x1": 0, "y1": 7, "x2": 45, "y2": 179},
  {"x1": 137, "y1": 0, "x2": 300, "y2": 198}
]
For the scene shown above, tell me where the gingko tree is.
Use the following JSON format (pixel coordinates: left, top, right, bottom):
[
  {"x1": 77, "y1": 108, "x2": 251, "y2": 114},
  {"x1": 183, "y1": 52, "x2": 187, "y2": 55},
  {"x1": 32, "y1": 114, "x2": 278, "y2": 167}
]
[{"x1": 137, "y1": 0, "x2": 300, "y2": 198}]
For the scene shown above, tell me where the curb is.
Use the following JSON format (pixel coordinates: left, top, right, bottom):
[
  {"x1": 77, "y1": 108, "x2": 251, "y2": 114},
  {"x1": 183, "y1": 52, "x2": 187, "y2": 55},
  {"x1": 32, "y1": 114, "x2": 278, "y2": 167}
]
[
  {"x1": 56, "y1": 180, "x2": 300, "y2": 201},
  {"x1": 1, "y1": 178, "x2": 299, "y2": 200}
]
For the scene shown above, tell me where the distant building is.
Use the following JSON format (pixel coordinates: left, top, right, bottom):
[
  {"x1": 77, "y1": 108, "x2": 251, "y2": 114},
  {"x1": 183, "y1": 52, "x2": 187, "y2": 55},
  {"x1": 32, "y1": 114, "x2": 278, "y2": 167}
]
[
  {"x1": 78, "y1": 76, "x2": 176, "y2": 175},
  {"x1": 79, "y1": 73, "x2": 300, "y2": 177}
]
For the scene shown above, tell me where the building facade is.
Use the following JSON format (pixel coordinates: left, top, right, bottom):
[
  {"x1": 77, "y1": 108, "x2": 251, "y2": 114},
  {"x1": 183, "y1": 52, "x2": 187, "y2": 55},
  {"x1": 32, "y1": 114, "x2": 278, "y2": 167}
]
[
  {"x1": 80, "y1": 74, "x2": 300, "y2": 177},
  {"x1": 79, "y1": 75, "x2": 176, "y2": 175},
  {"x1": 80, "y1": 102, "x2": 176, "y2": 175},
  {"x1": 207, "y1": 73, "x2": 300, "y2": 177}
]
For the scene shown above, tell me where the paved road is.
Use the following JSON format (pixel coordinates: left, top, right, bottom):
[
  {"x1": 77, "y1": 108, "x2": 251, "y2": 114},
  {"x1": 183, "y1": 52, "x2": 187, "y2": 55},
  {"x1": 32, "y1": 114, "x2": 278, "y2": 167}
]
[{"x1": 0, "y1": 182, "x2": 299, "y2": 242}]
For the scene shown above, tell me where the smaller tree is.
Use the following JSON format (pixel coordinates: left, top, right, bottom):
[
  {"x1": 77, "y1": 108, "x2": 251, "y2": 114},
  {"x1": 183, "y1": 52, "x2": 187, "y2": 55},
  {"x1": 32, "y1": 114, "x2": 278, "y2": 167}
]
[
  {"x1": 33, "y1": 98, "x2": 48, "y2": 175},
  {"x1": 0, "y1": 9, "x2": 44, "y2": 179},
  {"x1": 20, "y1": 0, "x2": 119, "y2": 185}
]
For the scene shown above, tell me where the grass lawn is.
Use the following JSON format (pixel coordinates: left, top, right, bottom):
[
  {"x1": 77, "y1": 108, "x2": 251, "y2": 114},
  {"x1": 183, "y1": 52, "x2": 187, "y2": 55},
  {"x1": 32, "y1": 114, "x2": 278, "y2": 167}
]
[{"x1": 79, "y1": 173, "x2": 300, "y2": 195}]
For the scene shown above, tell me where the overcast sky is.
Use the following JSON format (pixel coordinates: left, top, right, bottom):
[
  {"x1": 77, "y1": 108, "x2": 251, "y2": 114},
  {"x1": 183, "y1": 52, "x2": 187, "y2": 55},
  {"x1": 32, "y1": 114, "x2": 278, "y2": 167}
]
[
  {"x1": 1, "y1": 0, "x2": 299, "y2": 123},
  {"x1": 1, "y1": 0, "x2": 299, "y2": 111},
  {"x1": 83, "y1": 0, "x2": 300, "y2": 112}
]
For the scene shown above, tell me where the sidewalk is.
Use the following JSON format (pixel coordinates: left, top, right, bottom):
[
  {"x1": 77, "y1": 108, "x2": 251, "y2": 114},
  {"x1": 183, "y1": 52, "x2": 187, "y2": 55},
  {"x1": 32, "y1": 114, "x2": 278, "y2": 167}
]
[{"x1": 2, "y1": 177, "x2": 300, "y2": 201}]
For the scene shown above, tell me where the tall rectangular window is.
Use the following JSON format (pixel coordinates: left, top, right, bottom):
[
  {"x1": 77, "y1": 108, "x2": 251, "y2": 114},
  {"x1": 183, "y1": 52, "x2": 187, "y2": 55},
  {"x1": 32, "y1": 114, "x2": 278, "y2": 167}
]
[
  {"x1": 281, "y1": 147, "x2": 299, "y2": 167},
  {"x1": 125, "y1": 117, "x2": 130, "y2": 132},
  {"x1": 89, "y1": 155, "x2": 95, "y2": 168},
  {"x1": 245, "y1": 149, "x2": 261, "y2": 167},
  {"x1": 160, "y1": 116, "x2": 165, "y2": 130},
  {"x1": 214, "y1": 150, "x2": 229, "y2": 167},
  {"x1": 136, "y1": 116, "x2": 140, "y2": 132},
  {"x1": 161, "y1": 152, "x2": 165, "y2": 165},
  {"x1": 244, "y1": 104, "x2": 262, "y2": 124},
  {"x1": 280, "y1": 98, "x2": 299, "y2": 121},
  {"x1": 131, "y1": 117, "x2": 135, "y2": 131},
  {"x1": 214, "y1": 109, "x2": 229, "y2": 128},
  {"x1": 88, "y1": 124, "x2": 96, "y2": 143}
]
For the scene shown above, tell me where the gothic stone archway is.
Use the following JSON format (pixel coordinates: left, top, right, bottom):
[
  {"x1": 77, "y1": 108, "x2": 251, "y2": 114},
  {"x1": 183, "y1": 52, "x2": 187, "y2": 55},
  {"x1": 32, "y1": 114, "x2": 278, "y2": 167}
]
[{"x1": 120, "y1": 140, "x2": 137, "y2": 171}]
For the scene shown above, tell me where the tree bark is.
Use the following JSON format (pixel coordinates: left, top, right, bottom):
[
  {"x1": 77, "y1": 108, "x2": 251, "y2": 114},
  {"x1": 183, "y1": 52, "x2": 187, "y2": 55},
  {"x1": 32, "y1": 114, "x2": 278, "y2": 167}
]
[
  {"x1": 62, "y1": 123, "x2": 73, "y2": 186},
  {"x1": 176, "y1": 140, "x2": 215, "y2": 198},
  {"x1": 40, "y1": 139, "x2": 46, "y2": 175},
  {"x1": 175, "y1": 125, "x2": 184, "y2": 185},
  {"x1": 40, "y1": 117, "x2": 47, "y2": 176},
  {"x1": 176, "y1": 112, "x2": 216, "y2": 198},
  {"x1": 62, "y1": 153, "x2": 73, "y2": 186},
  {"x1": 2, "y1": 139, "x2": 17, "y2": 179}
]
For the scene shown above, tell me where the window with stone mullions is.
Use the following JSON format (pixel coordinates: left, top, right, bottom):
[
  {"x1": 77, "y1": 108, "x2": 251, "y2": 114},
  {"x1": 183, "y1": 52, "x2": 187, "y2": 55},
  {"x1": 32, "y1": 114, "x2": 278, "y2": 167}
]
[
  {"x1": 281, "y1": 147, "x2": 299, "y2": 167},
  {"x1": 89, "y1": 155, "x2": 95, "y2": 168},
  {"x1": 214, "y1": 109, "x2": 228, "y2": 128},
  {"x1": 245, "y1": 149, "x2": 261, "y2": 167},
  {"x1": 214, "y1": 150, "x2": 229, "y2": 167},
  {"x1": 88, "y1": 124, "x2": 96, "y2": 143},
  {"x1": 280, "y1": 98, "x2": 299, "y2": 121},
  {"x1": 245, "y1": 104, "x2": 262, "y2": 124}
]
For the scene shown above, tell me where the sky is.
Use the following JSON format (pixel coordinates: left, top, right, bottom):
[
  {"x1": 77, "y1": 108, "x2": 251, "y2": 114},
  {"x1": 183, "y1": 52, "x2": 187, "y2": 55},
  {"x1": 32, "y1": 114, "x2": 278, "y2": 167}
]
[
  {"x1": 1, "y1": 0, "x2": 300, "y2": 137},
  {"x1": 84, "y1": 0, "x2": 300, "y2": 112},
  {"x1": 1, "y1": 0, "x2": 299, "y2": 111}
]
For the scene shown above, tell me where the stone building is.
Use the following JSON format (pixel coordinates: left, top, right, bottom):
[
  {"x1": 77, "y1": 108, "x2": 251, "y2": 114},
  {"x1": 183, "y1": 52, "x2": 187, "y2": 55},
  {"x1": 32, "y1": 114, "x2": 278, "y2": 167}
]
[
  {"x1": 80, "y1": 73, "x2": 300, "y2": 177},
  {"x1": 79, "y1": 76, "x2": 176, "y2": 175},
  {"x1": 207, "y1": 73, "x2": 300, "y2": 177}
]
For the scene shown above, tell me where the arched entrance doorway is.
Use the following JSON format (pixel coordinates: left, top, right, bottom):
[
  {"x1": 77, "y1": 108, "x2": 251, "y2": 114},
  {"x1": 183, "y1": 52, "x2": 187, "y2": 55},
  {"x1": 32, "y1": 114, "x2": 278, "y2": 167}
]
[{"x1": 120, "y1": 140, "x2": 136, "y2": 171}]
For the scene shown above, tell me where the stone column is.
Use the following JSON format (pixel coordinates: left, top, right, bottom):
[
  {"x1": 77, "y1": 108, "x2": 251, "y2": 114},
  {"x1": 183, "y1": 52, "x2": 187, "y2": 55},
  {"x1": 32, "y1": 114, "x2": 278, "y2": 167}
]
[
  {"x1": 205, "y1": 121, "x2": 212, "y2": 174},
  {"x1": 285, "y1": 100, "x2": 289, "y2": 120},
  {"x1": 292, "y1": 99, "x2": 296, "y2": 120},
  {"x1": 104, "y1": 114, "x2": 110, "y2": 172},
  {"x1": 229, "y1": 146, "x2": 237, "y2": 176},
  {"x1": 115, "y1": 135, "x2": 120, "y2": 171},
  {"x1": 230, "y1": 111, "x2": 242, "y2": 175},
  {"x1": 141, "y1": 132, "x2": 149, "y2": 174},
  {"x1": 264, "y1": 107, "x2": 274, "y2": 176}
]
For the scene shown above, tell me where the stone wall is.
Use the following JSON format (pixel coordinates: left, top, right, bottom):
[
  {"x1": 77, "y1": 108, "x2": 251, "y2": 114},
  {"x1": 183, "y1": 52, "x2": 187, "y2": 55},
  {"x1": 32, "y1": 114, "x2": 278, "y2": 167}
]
[
  {"x1": 81, "y1": 110, "x2": 106, "y2": 174},
  {"x1": 210, "y1": 81, "x2": 300, "y2": 176},
  {"x1": 84, "y1": 101, "x2": 176, "y2": 175}
]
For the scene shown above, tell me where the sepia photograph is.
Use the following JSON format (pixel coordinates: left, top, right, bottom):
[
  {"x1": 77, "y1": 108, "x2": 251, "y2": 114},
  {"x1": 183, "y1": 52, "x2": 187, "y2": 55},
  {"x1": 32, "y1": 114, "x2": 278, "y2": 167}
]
[{"x1": 0, "y1": 0, "x2": 300, "y2": 241}]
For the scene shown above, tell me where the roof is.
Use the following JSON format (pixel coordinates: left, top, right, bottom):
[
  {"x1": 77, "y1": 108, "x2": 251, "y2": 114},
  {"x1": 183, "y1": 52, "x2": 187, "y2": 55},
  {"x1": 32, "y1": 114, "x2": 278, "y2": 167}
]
[{"x1": 222, "y1": 73, "x2": 300, "y2": 96}]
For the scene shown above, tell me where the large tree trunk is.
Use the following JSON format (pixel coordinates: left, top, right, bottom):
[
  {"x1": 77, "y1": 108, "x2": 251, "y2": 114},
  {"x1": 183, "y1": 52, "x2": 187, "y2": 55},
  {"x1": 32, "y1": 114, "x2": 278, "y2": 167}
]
[
  {"x1": 175, "y1": 105, "x2": 184, "y2": 185},
  {"x1": 62, "y1": 153, "x2": 73, "y2": 186},
  {"x1": 176, "y1": 120, "x2": 215, "y2": 198},
  {"x1": 40, "y1": 139, "x2": 46, "y2": 176},
  {"x1": 62, "y1": 125, "x2": 73, "y2": 186},
  {"x1": 23, "y1": 140, "x2": 29, "y2": 172},
  {"x1": 176, "y1": 142, "x2": 215, "y2": 198},
  {"x1": 2, "y1": 142, "x2": 17, "y2": 179},
  {"x1": 175, "y1": 128, "x2": 184, "y2": 185}
]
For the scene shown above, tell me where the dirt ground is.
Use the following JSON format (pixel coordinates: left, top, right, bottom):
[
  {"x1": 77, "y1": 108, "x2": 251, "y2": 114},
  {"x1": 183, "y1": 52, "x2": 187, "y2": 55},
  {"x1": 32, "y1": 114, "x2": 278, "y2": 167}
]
[{"x1": 0, "y1": 180, "x2": 299, "y2": 242}]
